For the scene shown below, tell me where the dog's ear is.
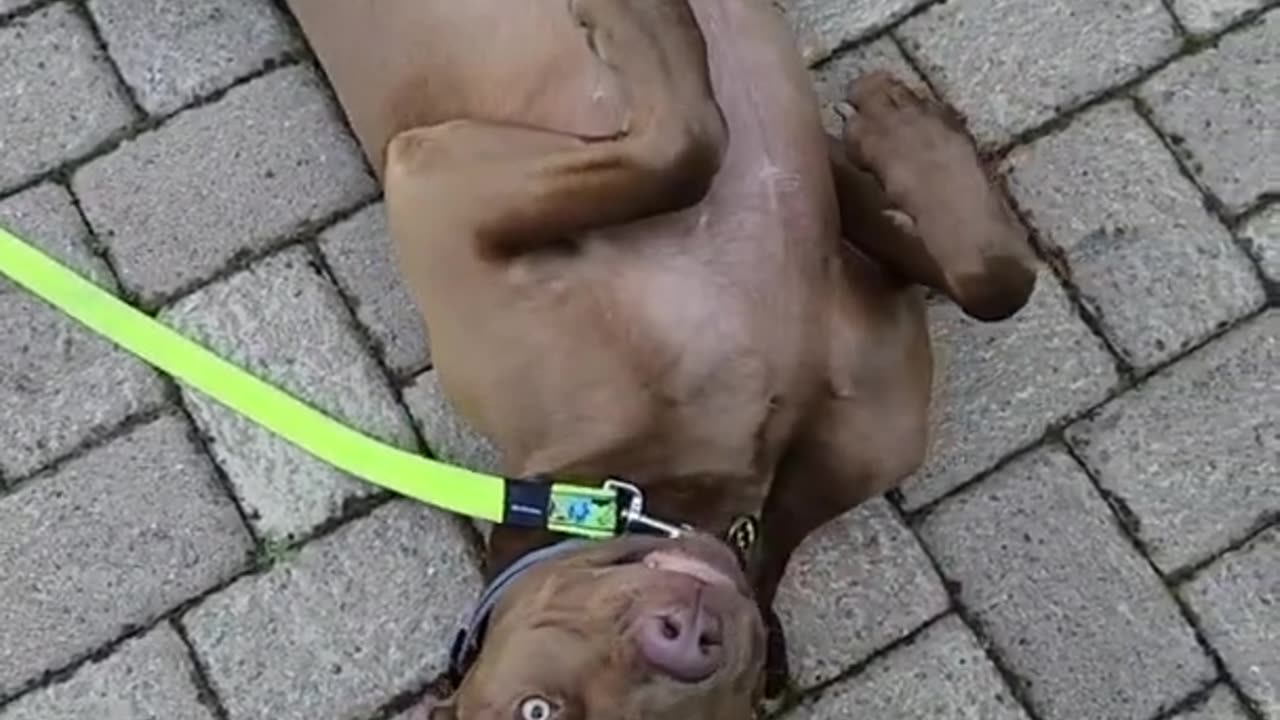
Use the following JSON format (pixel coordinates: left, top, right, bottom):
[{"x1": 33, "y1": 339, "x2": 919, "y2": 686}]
[{"x1": 405, "y1": 695, "x2": 457, "y2": 720}]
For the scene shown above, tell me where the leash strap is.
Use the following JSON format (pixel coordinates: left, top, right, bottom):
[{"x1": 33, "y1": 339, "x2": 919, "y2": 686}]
[{"x1": 0, "y1": 224, "x2": 625, "y2": 538}]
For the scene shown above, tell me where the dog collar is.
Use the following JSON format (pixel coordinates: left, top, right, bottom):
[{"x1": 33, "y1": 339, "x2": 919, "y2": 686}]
[
  {"x1": 448, "y1": 538, "x2": 594, "y2": 683},
  {"x1": 0, "y1": 225, "x2": 684, "y2": 541}
]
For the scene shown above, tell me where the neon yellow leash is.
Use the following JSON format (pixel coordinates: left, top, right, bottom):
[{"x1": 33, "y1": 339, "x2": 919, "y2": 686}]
[{"x1": 0, "y1": 224, "x2": 674, "y2": 540}]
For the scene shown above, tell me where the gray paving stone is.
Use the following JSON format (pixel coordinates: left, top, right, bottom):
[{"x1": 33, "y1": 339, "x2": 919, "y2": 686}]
[
  {"x1": 0, "y1": 183, "x2": 114, "y2": 294},
  {"x1": 87, "y1": 0, "x2": 299, "y2": 116},
  {"x1": 790, "y1": 615, "x2": 1029, "y2": 720},
  {"x1": 0, "y1": 183, "x2": 166, "y2": 479},
  {"x1": 916, "y1": 446, "x2": 1215, "y2": 720},
  {"x1": 1172, "y1": 685, "x2": 1253, "y2": 720},
  {"x1": 898, "y1": 270, "x2": 1119, "y2": 510},
  {"x1": 775, "y1": 498, "x2": 949, "y2": 689},
  {"x1": 1170, "y1": 0, "x2": 1270, "y2": 33},
  {"x1": 0, "y1": 414, "x2": 252, "y2": 697},
  {"x1": 182, "y1": 500, "x2": 482, "y2": 720},
  {"x1": 0, "y1": 626, "x2": 215, "y2": 720},
  {"x1": 160, "y1": 247, "x2": 418, "y2": 543},
  {"x1": 1005, "y1": 101, "x2": 1265, "y2": 370},
  {"x1": 318, "y1": 203, "x2": 431, "y2": 378},
  {"x1": 1139, "y1": 11, "x2": 1279, "y2": 215},
  {"x1": 897, "y1": 0, "x2": 1180, "y2": 147},
  {"x1": 73, "y1": 64, "x2": 376, "y2": 306},
  {"x1": 402, "y1": 369, "x2": 503, "y2": 476},
  {"x1": 810, "y1": 37, "x2": 928, "y2": 137},
  {"x1": 1240, "y1": 204, "x2": 1280, "y2": 283},
  {"x1": 1067, "y1": 311, "x2": 1280, "y2": 574},
  {"x1": 0, "y1": 3, "x2": 135, "y2": 192},
  {"x1": 779, "y1": 0, "x2": 928, "y2": 65},
  {"x1": 1182, "y1": 526, "x2": 1280, "y2": 718}
]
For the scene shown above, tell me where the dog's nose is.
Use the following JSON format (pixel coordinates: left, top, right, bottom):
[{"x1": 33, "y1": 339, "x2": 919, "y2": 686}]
[{"x1": 633, "y1": 600, "x2": 724, "y2": 682}]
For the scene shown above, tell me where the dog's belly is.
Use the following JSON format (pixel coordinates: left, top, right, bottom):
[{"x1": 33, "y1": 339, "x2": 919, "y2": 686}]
[{"x1": 432, "y1": 0, "x2": 841, "y2": 486}]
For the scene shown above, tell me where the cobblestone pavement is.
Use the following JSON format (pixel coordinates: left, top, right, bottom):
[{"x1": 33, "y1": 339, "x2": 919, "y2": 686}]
[{"x1": 0, "y1": 0, "x2": 1276, "y2": 718}]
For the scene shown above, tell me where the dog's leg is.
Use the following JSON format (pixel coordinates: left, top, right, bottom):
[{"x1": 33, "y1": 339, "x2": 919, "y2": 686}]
[
  {"x1": 830, "y1": 70, "x2": 1038, "y2": 322},
  {"x1": 385, "y1": 0, "x2": 726, "y2": 260},
  {"x1": 754, "y1": 255, "x2": 933, "y2": 698}
]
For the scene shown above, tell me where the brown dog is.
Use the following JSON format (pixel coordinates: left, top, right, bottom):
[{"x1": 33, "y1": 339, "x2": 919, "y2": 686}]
[{"x1": 285, "y1": 0, "x2": 1038, "y2": 716}]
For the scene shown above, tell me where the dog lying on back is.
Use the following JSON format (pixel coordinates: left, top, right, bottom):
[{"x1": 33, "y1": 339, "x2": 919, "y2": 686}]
[{"x1": 285, "y1": 0, "x2": 1038, "y2": 716}]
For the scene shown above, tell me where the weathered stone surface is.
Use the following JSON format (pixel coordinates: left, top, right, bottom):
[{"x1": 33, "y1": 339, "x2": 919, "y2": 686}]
[
  {"x1": 790, "y1": 615, "x2": 1029, "y2": 720},
  {"x1": 161, "y1": 247, "x2": 418, "y2": 543},
  {"x1": 898, "y1": 0, "x2": 1179, "y2": 146},
  {"x1": 402, "y1": 370, "x2": 503, "y2": 476},
  {"x1": 916, "y1": 446, "x2": 1215, "y2": 720},
  {"x1": 779, "y1": 0, "x2": 927, "y2": 66},
  {"x1": 182, "y1": 501, "x2": 482, "y2": 720},
  {"x1": 810, "y1": 37, "x2": 928, "y2": 136},
  {"x1": 0, "y1": 414, "x2": 252, "y2": 697},
  {"x1": 1005, "y1": 101, "x2": 1264, "y2": 370},
  {"x1": 73, "y1": 65, "x2": 376, "y2": 306},
  {"x1": 0, "y1": 626, "x2": 216, "y2": 720},
  {"x1": 318, "y1": 202, "x2": 431, "y2": 378},
  {"x1": 1181, "y1": 526, "x2": 1280, "y2": 718},
  {"x1": 1170, "y1": 0, "x2": 1270, "y2": 33},
  {"x1": 0, "y1": 3, "x2": 135, "y2": 192},
  {"x1": 1240, "y1": 202, "x2": 1280, "y2": 284},
  {"x1": 0, "y1": 183, "x2": 166, "y2": 478},
  {"x1": 1067, "y1": 311, "x2": 1280, "y2": 574},
  {"x1": 87, "y1": 0, "x2": 299, "y2": 116},
  {"x1": 1171, "y1": 685, "x2": 1253, "y2": 720},
  {"x1": 775, "y1": 498, "x2": 949, "y2": 689},
  {"x1": 0, "y1": 183, "x2": 113, "y2": 292},
  {"x1": 898, "y1": 271, "x2": 1120, "y2": 510},
  {"x1": 1139, "y1": 12, "x2": 1279, "y2": 214}
]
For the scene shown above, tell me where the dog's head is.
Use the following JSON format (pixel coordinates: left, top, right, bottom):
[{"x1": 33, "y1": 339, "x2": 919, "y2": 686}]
[{"x1": 413, "y1": 532, "x2": 766, "y2": 719}]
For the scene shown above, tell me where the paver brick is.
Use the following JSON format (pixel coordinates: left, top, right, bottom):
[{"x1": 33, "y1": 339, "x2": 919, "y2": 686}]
[
  {"x1": 1181, "y1": 526, "x2": 1280, "y2": 718},
  {"x1": 319, "y1": 202, "x2": 431, "y2": 378},
  {"x1": 916, "y1": 446, "x2": 1215, "y2": 720},
  {"x1": 0, "y1": 183, "x2": 166, "y2": 479},
  {"x1": 0, "y1": 414, "x2": 252, "y2": 697},
  {"x1": 1240, "y1": 202, "x2": 1280, "y2": 285},
  {"x1": 161, "y1": 247, "x2": 418, "y2": 543},
  {"x1": 1172, "y1": 685, "x2": 1253, "y2": 720},
  {"x1": 897, "y1": 0, "x2": 1179, "y2": 147},
  {"x1": 73, "y1": 64, "x2": 376, "y2": 306},
  {"x1": 87, "y1": 0, "x2": 300, "y2": 116},
  {"x1": 790, "y1": 615, "x2": 1029, "y2": 720},
  {"x1": 898, "y1": 270, "x2": 1119, "y2": 510},
  {"x1": 1139, "y1": 11, "x2": 1279, "y2": 215},
  {"x1": 402, "y1": 369, "x2": 503, "y2": 476},
  {"x1": 775, "y1": 498, "x2": 949, "y2": 689},
  {"x1": 0, "y1": 3, "x2": 135, "y2": 192},
  {"x1": 0, "y1": 626, "x2": 215, "y2": 720},
  {"x1": 810, "y1": 37, "x2": 927, "y2": 136},
  {"x1": 1005, "y1": 101, "x2": 1264, "y2": 370},
  {"x1": 1067, "y1": 311, "x2": 1280, "y2": 575},
  {"x1": 182, "y1": 500, "x2": 482, "y2": 720},
  {"x1": 1170, "y1": 0, "x2": 1271, "y2": 33},
  {"x1": 779, "y1": 0, "x2": 928, "y2": 65}
]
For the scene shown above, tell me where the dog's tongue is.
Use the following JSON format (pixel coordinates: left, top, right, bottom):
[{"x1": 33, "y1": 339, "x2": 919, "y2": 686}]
[{"x1": 643, "y1": 550, "x2": 736, "y2": 589}]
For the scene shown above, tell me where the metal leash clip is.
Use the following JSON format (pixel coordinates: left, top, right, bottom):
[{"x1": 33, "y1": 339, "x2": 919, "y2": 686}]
[{"x1": 603, "y1": 478, "x2": 690, "y2": 538}]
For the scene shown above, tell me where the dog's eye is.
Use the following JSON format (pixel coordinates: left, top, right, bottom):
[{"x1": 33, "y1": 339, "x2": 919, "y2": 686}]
[{"x1": 517, "y1": 696, "x2": 555, "y2": 720}]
